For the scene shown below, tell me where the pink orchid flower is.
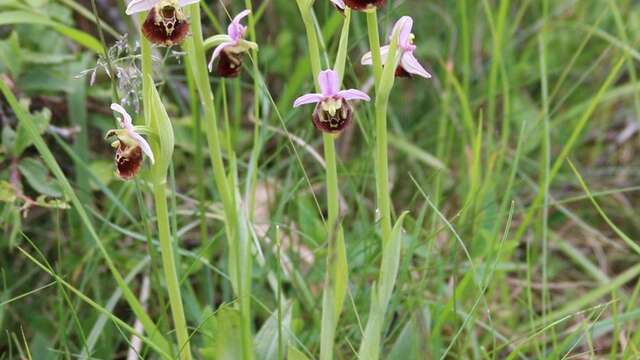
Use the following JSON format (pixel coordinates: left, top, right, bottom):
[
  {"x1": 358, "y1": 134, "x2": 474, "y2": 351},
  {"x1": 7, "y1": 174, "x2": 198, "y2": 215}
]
[
  {"x1": 106, "y1": 103, "x2": 155, "y2": 180},
  {"x1": 361, "y1": 16, "x2": 432, "y2": 79},
  {"x1": 207, "y1": 10, "x2": 259, "y2": 77},
  {"x1": 293, "y1": 69, "x2": 370, "y2": 133}
]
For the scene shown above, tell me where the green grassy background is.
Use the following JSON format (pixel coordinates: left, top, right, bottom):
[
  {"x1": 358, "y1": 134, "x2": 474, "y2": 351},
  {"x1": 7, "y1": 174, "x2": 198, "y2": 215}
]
[{"x1": 1, "y1": 0, "x2": 640, "y2": 358}]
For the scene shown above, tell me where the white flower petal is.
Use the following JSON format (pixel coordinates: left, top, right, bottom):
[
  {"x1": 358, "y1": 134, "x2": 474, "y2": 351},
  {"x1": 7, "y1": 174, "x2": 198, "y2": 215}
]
[
  {"x1": 125, "y1": 0, "x2": 158, "y2": 15},
  {"x1": 110, "y1": 103, "x2": 134, "y2": 129},
  {"x1": 293, "y1": 93, "x2": 324, "y2": 107},
  {"x1": 361, "y1": 46, "x2": 390, "y2": 65},
  {"x1": 129, "y1": 131, "x2": 155, "y2": 164},
  {"x1": 400, "y1": 52, "x2": 432, "y2": 79},
  {"x1": 178, "y1": 0, "x2": 200, "y2": 7}
]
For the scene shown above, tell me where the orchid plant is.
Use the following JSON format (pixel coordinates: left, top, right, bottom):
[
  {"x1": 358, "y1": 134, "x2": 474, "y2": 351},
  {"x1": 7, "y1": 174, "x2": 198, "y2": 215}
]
[
  {"x1": 362, "y1": 16, "x2": 432, "y2": 79},
  {"x1": 126, "y1": 0, "x2": 200, "y2": 45},
  {"x1": 105, "y1": 103, "x2": 154, "y2": 180},
  {"x1": 294, "y1": 69, "x2": 370, "y2": 133},
  {"x1": 207, "y1": 10, "x2": 259, "y2": 77}
]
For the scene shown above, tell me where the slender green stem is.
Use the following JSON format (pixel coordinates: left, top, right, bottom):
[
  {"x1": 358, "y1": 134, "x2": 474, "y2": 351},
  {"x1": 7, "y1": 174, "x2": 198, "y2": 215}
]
[
  {"x1": 366, "y1": 10, "x2": 392, "y2": 243},
  {"x1": 244, "y1": 0, "x2": 262, "y2": 221},
  {"x1": 185, "y1": 57, "x2": 208, "y2": 254},
  {"x1": 295, "y1": 2, "x2": 345, "y2": 358},
  {"x1": 366, "y1": 11, "x2": 383, "y2": 90},
  {"x1": 183, "y1": 5, "x2": 253, "y2": 359},
  {"x1": 139, "y1": 23, "x2": 191, "y2": 359},
  {"x1": 152, "y1": 184, "x2": 192, "y2": 360}
]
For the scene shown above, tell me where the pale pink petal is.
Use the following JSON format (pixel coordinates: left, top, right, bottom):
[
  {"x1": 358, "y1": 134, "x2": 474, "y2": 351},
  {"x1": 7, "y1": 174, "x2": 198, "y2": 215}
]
[
  {"x1": 228, "y1": 10, "x2": 250, "y2": 40},
  {"x1": 208, "y1": 42, "x2": 233, "y2": 72},
  {"x1": 125, "y1": 0, "x2": 158, "y2": 15},
  {"x1": 337, "y1": 89, "x2": 370, "y2": 102},
  {"x1": 318, "y1": 69, "x2": 340, "y2": 97},
  {"x1": 330, "y1": 0, "x2": 345, "y2": 9},
  {"x1": 400, "y1": 52, "x2": 432, "y2": 79},
  {"x1": 111, "y1": 103, "x2": 134, "y2": 129},
  {"x1": 232, "y1": 9, "x2": 251, "y2": 25},
  {"x1": 390, "y1": 16, "x2": 413, "y2": 47},
  {"x1": 361, "y1": 46, "x2": 390, "y2": 65},
  {"x1": 129, "y1": 131, "x2": 155, "y2": 164},
  {"x1": 293, "y1": 93, "x2": 324, "y2": 107},
  {"x1": 178, "y1": 0, "x2": 200, "y2": 7}
]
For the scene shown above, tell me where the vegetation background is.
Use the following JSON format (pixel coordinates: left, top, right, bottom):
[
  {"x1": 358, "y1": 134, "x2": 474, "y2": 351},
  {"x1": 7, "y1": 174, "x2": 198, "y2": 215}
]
[{"x1": 1, "y1": 0, "x2": 640, "y2": 358}]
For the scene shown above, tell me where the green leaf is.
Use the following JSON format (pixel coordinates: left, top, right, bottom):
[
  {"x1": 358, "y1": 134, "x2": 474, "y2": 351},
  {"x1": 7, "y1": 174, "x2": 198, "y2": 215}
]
[
  {"x1": 287, "y1": 346, "x2": 310, "y2": 360},
  {"x1": 379, "y1": 212, "x2": 409, "y2": 307},
  {"x1": 254, "y1": 302, "x2": 292, "y2": 360},
  {"x1": 88, "y1": 160, "x2": 114, "y2": 190},
  {"x1": 18, "y1": 157, "x2": 63, "y2": 198},
  {"x1": 0, "y1": 181, "x2": 17, "y2": 203},
  {"x1": 2, "y1": 125, "x2": 16, "y2": 152},
  {"x1": 0, "y1": 75, "x2": 172, "y2": 356},
  {"x1": 0, "y1": 11, "x2": 103, "y2": 53},
  {"x1": 146, "y1": 75, "x2": 175, "y2": 184},
  {"x1": 0, "y1": 31, "x2": 22, "y2": 77},
  {"x1": 333, "y1": 226, "x2": 348, "y2": 321},
  {"x1": 13, "y1": 103, "x2": 50, "y2": 157},
  {"x1": 213, "y1": 306, "x2": 243, "y2": 360},
  {"x1": 358, "y1": 212, "x2": 409, "y2": 360}
]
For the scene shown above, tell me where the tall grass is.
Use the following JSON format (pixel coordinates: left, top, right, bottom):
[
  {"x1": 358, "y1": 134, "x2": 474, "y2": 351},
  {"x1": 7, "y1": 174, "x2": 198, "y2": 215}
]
[{"x1": 1, "y1": 0, "x2": 640, "y2": 359}]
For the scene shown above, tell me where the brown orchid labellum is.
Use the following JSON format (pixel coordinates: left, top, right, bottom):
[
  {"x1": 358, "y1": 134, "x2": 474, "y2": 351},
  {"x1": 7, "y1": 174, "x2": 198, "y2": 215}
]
[
  {"x1": 343, "y1": 0, "x2": 385, "y2": 11},
  {"x1": 126, "y1": 0, "x2": 199, "y2": 46}
]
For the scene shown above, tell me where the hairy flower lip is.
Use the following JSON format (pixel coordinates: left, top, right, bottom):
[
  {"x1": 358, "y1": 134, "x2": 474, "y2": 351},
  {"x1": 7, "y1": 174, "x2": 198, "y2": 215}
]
[
  {"x1": 361, "y1": 16, "x2": 432, "y2": 79},
  {"x1": 293, "y1": 69, "x2": 370, "y2": 134},
  {"x1": 141, "y1": 6, "x2": 190, "y2": 46},
  {"x1": 343, "y1": 0, "x2": 385, "y2": 11},
  {"x1": 214, "y1": 49, "x2": 243, "y2": 78},
  {"x1": 126, "y1": 0, "x2": 197, "y2": 46}
]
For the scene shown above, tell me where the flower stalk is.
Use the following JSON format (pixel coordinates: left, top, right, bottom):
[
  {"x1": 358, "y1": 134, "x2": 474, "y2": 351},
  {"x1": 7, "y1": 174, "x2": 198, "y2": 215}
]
[
  {"x1": 295, "y1": 1, "x2": 351, "y2": 359},
  {"x1": 139, "y1": 26, "x2": 192, "y2": 357},
  {"x1": 359, "y1": 11, "x2": 406, "y2": 359},
  {"x1": 182, "y1": 5, "x2": 253, "y2": 360}
]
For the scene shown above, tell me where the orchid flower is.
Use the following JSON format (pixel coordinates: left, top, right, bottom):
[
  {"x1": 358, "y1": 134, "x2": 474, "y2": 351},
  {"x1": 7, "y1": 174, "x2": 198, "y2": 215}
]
[
  {"x1": 207, "y1": 10, "x2": 259, "y2": 77},
  {"x1": 293, "y1": 69, "x2": 370, "y2": 133},
  {"x1": 125, "y1": 0, "x2": 199, "y2": 46},
  {"x1": 341, "y1": 0, "x2": 385, "y2": 11},
  {"x1": 106, "y1": 103, "x2": 155, "y2": 180},
  {"x1": 361, "y1": 16, "x2": 432, "y2": 79}
]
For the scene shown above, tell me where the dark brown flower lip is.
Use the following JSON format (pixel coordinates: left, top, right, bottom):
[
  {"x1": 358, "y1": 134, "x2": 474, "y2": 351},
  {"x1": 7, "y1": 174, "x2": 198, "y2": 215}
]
[
  {"x1": 343, "y1": 0, "x2": 385, "y2": 11},
  {"x1": 115, "y1": 143, "x2": 143, "y2": 180},
  {"x1": 142, "y1": 7, "x2": 190, "y2": 46},
  {"x1": 311, "y1": 99, "x2": 353, "y2": 134},
  {"x1": 214, "y1": 49, "x2": 244, "y2": 78}
]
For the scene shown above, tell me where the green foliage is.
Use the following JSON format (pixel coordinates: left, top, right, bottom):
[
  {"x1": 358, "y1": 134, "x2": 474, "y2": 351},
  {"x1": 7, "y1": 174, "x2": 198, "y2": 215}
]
[{"x1": 2, "y1": 0, "x2": 640, "y2": 359}]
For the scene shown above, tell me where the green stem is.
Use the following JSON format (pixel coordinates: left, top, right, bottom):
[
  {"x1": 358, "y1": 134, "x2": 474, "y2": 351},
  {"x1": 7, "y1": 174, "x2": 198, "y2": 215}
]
[
  {"x1": 183, "y1": 5, "x2": 253, "y2": 360},
  {"x1": 139, "y1": 22, "x2": 192, "y2": 359},
  {"x1": 366, "y1": 10, "x2": 392, "y2": 243},
  {"x1": 366, "y1": 11, "x2": 383, "y2": 90},
  {"x1": 244, "y1": 0, "x2": 262, "y2": 221},
  {"x1": 152, "y1": 184, "x2": 192, "y2": 360},
  {"x1": 295, "y1": 1, "x2": 344, "y2": 358}
]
